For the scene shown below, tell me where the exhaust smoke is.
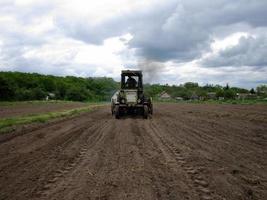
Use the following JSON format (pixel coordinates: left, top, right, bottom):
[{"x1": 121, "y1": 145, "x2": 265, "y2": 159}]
[{"x1": 137, "y1": 60, "x2": 166, "y2": 83}]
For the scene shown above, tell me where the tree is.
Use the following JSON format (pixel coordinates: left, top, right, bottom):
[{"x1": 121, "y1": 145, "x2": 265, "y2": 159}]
[
  {"x1": 32, "y1": 88, "x2": 46, "y2": 100},
  {"x1": 0, "y1": 76, "x2": 15, "y2": 100},
  {"x1": 55, "y1": 81, "x2": 67, "y2": 99},
  {"x1": 256, "y1": 85, "x2": 267, "y2": 97},
  {"x1": 197, "y1": 90, "x2": 208, "y2": 99},
  {"x1": 41, "y1": 77, "x2": 55, "y2": 92},
  {"x1": 250, "y1": 88, "x2": 256, "y2": 94},
  {"x1": 216, "y1": 89, "x2": 224, "y2": 98},
  {"x1": 66, "y1": 87, "x2": 90, "y2": 101},
  {"x1": 15, "y1": 89, "x2": 33, "y2": 100},
  {"x1": 225, "y1": 83, "x2": 230, "y2": 90},
  {"x1": 224, "y1": 89, "x2": 235, "y2": 99},
  {"x1": 184, "y1": 82, "x2": 198, "y2": 89}
]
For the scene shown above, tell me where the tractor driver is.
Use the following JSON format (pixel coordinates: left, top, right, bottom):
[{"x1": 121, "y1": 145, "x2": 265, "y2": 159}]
[{"x1": 126, "y1": 76, "x2": 137, "y2": 88}]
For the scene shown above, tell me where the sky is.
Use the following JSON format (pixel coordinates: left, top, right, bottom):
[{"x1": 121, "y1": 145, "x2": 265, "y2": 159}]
[{"x1": 0, "y1": 0, "x2": 267, "y2": 89}]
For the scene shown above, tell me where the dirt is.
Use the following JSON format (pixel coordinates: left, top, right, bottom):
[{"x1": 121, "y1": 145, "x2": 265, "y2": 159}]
[
  {"x1": 0, "y1": 103, "x2": 266, "y2": 200},
  {"x1": 0, "y1": 102, "x2": 89, "y2": 118}
]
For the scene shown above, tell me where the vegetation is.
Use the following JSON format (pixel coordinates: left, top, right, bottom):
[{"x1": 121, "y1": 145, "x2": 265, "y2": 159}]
[
  {"x1": 0, "y1": 104, "x2": 102, "y2": 133},
  {"x1": 0, "y1": 72, "x2": 119, "y2": 101},
  {"x1": 144, "y1": 82, "x2": 267, "y2": 100},
  {"x1": 0, "y1": 71, "x2": 266, "y2": 102}
]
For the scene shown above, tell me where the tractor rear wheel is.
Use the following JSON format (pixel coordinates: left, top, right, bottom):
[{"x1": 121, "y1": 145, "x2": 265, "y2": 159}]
[
  {"x1": 111, "y1": 105, "x2": 114, "y2": 115},
  {"x1": 115, "y1": 105, "x2": 120, "y2": 119},
  {"x1": 150, "y1": 104, "x2": 153, "y2": 115},
  {"x1": 143, "y1": 105, "x2": 148, "y2": 119}
]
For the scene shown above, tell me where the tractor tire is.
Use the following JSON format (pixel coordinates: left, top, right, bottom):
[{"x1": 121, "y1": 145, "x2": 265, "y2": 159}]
[
  {"x1": 115, "y1": 105, "x2": 120, "y2": 119},
  {"x1": 143, "y1": 105, "x2": 148, "y2": 119},
  {"x1": 111, "y1": 105, "x2": 114, "y2": 115},
  {"x1": 150, "y1": 104, "x2": 153, "y2": 115}
]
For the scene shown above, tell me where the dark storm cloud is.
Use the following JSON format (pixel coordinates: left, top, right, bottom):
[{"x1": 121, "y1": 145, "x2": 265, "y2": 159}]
[
  {"x1": 128, "y1": 0, "x2": 267, "y2": 62},
  {"x1": 202, "y1": 34, "x2": 267, "y2": 68},
  {"x1": 55, "y1": 0, "x2": 267, "y2": 62}
]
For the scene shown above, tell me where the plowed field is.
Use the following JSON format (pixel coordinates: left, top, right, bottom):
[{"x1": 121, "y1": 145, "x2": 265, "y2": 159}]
[{"x1": 0, "y1": 103, "x2": 266, "y2": 200}]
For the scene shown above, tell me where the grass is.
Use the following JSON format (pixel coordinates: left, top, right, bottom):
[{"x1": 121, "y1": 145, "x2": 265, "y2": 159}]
[
  {"x1": 0, "y1": 100, "x2": 77, "y2": 106},
  {"x1": 0, "y1": 100, "x2": 109, "y2": 107},
  {"x1": 0, "y1": 104, "x2": 103, "y2": 133}
]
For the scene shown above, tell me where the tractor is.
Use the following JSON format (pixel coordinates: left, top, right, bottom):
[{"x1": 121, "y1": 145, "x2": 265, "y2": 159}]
[{"x1": 111, "y1": 70, "x2": 153, "y2": 119}]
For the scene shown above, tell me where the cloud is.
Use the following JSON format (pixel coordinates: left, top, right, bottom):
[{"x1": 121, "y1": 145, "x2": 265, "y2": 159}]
[
  {"x1": 202, "y1": 33, "x2": 267, "y2": 68},
  {"x1": 54, "y1": 0, "x2": 267, "y2": 63},
  {"x1": 55, "y1": 0, "x2": 212, "y2": 61},
  {"x1": 0, "y1": 0, "x2": 267, "y2": 88}
]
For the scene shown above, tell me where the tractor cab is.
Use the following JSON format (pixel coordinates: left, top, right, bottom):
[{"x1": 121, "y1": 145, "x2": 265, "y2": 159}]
[{"x1": 121, "y1": 70, "x2": 143, "y2": 90}]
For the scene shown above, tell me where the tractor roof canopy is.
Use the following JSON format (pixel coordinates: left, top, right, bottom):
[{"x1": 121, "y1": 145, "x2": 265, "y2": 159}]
[
  {"x1": 121, "y1": 70, "x2": 142, "y2": 76},
  {"x1": 121, "y1": 70, "x2": 143, "y2": 90}
]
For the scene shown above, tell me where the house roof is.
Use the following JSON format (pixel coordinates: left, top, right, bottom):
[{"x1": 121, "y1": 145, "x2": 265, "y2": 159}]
[{"x1": 159, "y1": 91, "x2": 171, "y2": 98}]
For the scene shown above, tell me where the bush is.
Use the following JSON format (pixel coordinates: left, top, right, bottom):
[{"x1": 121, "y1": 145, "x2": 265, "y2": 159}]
[
  {"x1": 32, "y1": 88, "x2": 46, "y2": 100},
  {"x1": 15, "y1": 89, "x2": 33, "y2": 101},
  {"x1": 224, "y1": 90, "x2": 235, "y2": 99},
  {"x1": 66, "y1": 87, "x2": 89, "y2": 101},
  {"x1": 0, "y1": 76, "x2": 15, "y2": 100}
]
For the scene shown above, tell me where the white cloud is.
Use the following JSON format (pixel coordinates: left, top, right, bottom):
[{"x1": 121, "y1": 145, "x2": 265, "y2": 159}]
[
  {"x1": 56, "y1": 0, "x2": 158, "y2": 24},
  {"x1": 211, "y1": 32, "x2": 249, "y2": 52},
  {"x1": 0, "y1": 0, "x2": 267, "y2": 88}
]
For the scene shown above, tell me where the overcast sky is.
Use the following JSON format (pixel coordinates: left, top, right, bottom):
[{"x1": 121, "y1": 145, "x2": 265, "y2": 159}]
[{"x1": 0, "y1": 0, "x2": 267, "y2": 88}]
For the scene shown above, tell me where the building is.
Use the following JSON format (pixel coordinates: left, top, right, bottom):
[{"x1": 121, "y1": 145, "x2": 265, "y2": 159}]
[
  {"x1": 159, "y1": 91, "x2": 171, "y2": 100},
  {"x1": 190, "y1": 93, "x2": 199, "y2": 100},
  {"x1": 175, "y1": 97, "x2": 184, "y2": 101},
  {"x1": 46, "y1": 92, "x2": 55, "y2": 100},
  {"x1": 236, "y1": 93, "x2": 249, "y2": 100},
  {"x1": 207, "y1": 92, "x2": 216, "y2": 100}
]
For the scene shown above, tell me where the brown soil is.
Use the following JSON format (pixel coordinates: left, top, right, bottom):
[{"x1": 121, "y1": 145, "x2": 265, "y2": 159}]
[
  {"x1": 0, "y1": 103, "x2": 266, "y2": 200},
  {"x1": 0, "y1": 102, "x2": 88, "y2": 118}
]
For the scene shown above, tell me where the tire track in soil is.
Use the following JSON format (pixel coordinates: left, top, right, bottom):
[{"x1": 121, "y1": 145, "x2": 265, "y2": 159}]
[
  {"x1": 35, "y1": 119, "x2": 112, "y2": 199},
  {"x1": 0, "y1": 109, "x2": 110, "y2": 200},
  {"x1": 153, "y1": 110, "x2": 266, "y2": 200},
  {"x1": 144, "y1": 120, "x2": 216, "y2": 200}
]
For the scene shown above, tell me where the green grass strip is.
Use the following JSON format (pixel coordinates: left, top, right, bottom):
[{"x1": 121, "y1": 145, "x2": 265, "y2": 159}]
[
  {"x1": 0, "y1": 100, "x2": 109, "y2": 107},
  {"x1": 0, "y1": 105, "x2": 102, "y2": 131}
]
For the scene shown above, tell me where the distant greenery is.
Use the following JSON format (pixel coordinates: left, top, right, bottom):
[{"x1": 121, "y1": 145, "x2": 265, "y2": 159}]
[
  {"x1": 0, "y1": 72, "x2": 119, "y2": 101},
  {"x1": 0, "y1": 104, "x2": 103, "y2": 133},
  {"x1": 0, "y1": 71, "x2": 266, "y2": 102},
  {"x1": 144, "y1": 82, "x2": 267, "y2": 100}
]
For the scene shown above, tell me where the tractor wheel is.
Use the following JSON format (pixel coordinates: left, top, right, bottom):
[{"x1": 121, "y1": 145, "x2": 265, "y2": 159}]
[
  {"x1": 115, "y1": 105, "x2": 120, "y2": 119},
  {"x1": 150, "y1": 104, "x2": 153, "y2": 115},
  {"x1": 111, "y1": 105, "x2": 114, "y2": 115},
  {"x1": 143, "y1": 105, "x2": 148, "y2": 119}
]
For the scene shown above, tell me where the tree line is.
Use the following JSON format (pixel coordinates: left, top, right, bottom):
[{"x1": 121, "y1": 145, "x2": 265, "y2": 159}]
[
  {"x1": 0, "y1": 72, "x2": 119, "y2": 101},
  {"x1": 144, "y1": 82, "x2": 267, "y2": 100},
  {"x1": 0, "y1": 71, "x2": 266, "y2": 101}
]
